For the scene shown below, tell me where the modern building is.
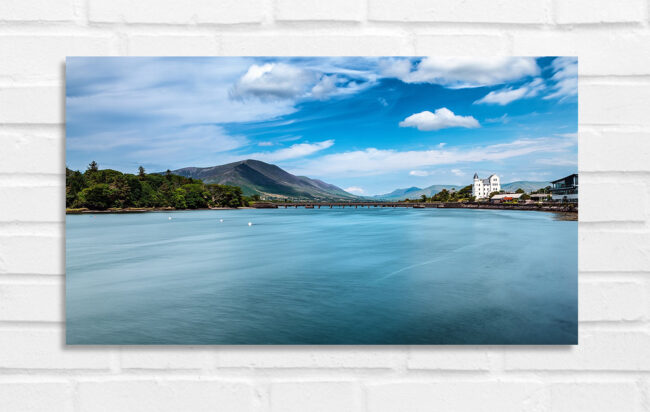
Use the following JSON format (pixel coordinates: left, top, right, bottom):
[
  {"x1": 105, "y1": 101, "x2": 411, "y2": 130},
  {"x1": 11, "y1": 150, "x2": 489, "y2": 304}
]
[
  {"x1": 550, "y1": 173, "x2": 578, "y2": 202},
  {"x1": 530, "y1": 193, "x2": 551, "y2": 202},
  {"x1": 472, "y1": 173, "x2": 500, "y2": 199}
]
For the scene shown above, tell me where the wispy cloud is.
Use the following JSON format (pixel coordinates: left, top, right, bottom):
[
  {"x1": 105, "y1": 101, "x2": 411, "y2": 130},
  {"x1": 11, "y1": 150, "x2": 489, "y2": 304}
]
[
  {"x1": 409, "y1": 170, "x2": 429, "y2": 177},
  {"x1": 291, "y1": 137, "x2": 575, "y2": 177},
  {"x1": 545, "y1": 57, "x2": 578, "y2": 101},
  {"x1": 382, "y1": 57, "x2": 540, "y2": 88},
  {"x1": 474, "y1": 78, "x2": 545, "y2": 105},
  {"x1": 399, "y1": 108, "x2": 479, "y2": 131},
  {"x1": 246, "y1": 140, "x2": 334, "y2": 162}
]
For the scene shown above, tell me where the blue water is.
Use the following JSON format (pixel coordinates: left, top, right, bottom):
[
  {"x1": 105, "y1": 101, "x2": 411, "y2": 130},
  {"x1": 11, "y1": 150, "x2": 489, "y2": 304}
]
[{"x1": 66, "y1": 208, "x2": 577, "y2": 345}]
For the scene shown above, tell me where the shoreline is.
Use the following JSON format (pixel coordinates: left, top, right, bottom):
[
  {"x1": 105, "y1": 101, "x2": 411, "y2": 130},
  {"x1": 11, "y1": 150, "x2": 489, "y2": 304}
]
[{"x1": 66, "y1": 202, "x2": 577, "y2": 220}]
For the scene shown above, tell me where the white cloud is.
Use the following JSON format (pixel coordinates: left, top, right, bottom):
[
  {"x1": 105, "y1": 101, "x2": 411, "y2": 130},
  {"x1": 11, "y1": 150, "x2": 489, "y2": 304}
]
[
  {"x1": 474, "y1": 78, "x2": 545, "y2": 105},
  {"x1": 248, "y1": 140, "x2": 334, "y2": 162},
  {"x1": 377, "y1": 97, "x2": 388, "y2": 107},
  {"x1": 409, "y1": 170, "x2": 429, "y2": 177},
  {"x1": 451, "y1": 168, "x2": 464, "y2": 176},
  {"x1": 485, "y1": 114, "x2": 510, "y2": 124},
  {"x1": 258, "y1": 141, "x2": 274, "y2": 146},
  {"x1": 344, "y1": 186, "x2": 365, "y2": 194},
  {"x1": 292, "y1": 137, "x2": 575, "y2": 177},
  {"x1": 399, "y1": 108, "x2": 480, "y2": 131},
  {"x1": 384, "y1": 57, "x2": 540, "y2": 88},
  {"x1": 230, "y1": 63, "x2": 315, "y2": 100},
  {"x1": 545, "y1": 57, "x2": 577, "y2": 101}
]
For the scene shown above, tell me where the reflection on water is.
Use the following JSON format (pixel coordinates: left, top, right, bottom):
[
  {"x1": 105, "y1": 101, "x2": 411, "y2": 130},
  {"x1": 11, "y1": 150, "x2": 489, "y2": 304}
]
[{"x1": 66, "y1": 208, "x2": 577, "y2": 344}]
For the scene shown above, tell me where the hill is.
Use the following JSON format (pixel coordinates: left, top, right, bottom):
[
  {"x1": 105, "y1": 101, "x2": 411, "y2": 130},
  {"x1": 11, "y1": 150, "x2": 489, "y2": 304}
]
[
  {"x1": 171, "y1": 159, "x2": 358, "y2": 201},
  {"x1": 501, "y1": 181, "x2": 550, "y2": 193},
  {"x1": 374, "y1": 184, "x2": 458, "y2": 200},
  {"x1": 375, "y1": 181, "x2": 551, "y2": 201}
]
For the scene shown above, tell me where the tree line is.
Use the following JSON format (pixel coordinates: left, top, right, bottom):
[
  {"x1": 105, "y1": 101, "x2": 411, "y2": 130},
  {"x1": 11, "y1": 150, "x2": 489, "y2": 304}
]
[{"x1": 66, "y1": 161, "x2": 247, "y2": 210}]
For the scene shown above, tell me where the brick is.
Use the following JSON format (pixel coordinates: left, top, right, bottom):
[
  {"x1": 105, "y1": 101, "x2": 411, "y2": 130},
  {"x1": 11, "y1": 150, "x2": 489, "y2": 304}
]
[
  {"x1": 0, "y1": 0, "x2": 75, "y2": 22},
  {"x1": 0, "y1": 87, "x2": 62, "y2": 124},
  {"x1": 127, "y1": 35, "x2": 219, "y2": 55},
  {"x1": 0, "y1": 36, "x2": 115, "y2": 82},
  {"x1": 0, "y1": 382, "x2": 73, "y2": 412},
  {"x1": 220, "y1": 34, "x2": 413, "y2": 56},
  {"x1": 216, "y1": 347, "x2": 405, "y2": 368},
  {"x1": 580, "y1": 231, "x2": 650, "y2": 272},
  {"x1": 0, "y1": 187, "x2": 64, "y2": 222},
  {"x1": 0, "y1": 282, "x2": 63, "y2": 322},
  {"x1": 275, "y1": 0, "x2": 364, "y2": 21},
  {"x1": 407, "y1": 347, "x2": 491, "y2": 370},
  {"x1": 512, "y1": 31, "x2": 650, "y2": 76},
  {"x1": 554, "y1": 0, "x2": 645, "y2": 24},
  {"x1": 76, "y1": 380, "x2": 254, "y2": 412},
  {"x1": 271, "y1": 382, "x2": 361, "y2": 412},
  {"x1": 120, "y1": 348, "x2": 213, "y2": 369},
  {"x1": 505, "y1": 331, "x2": 650, "y2": 370},
  {"x1": 0, "y1": 329, "x2": 111, "y2": 369},
  {"x1": 580, "y1": 281, "x2": 646, "y2": 321},
  {"x1": 579, "y1": 177, "x2": 647, "y2": 222},
  {"x1": 89, "y1": 0, "x2": 265, "y2": 24},
  {"x1": 0, "y1": 236, "x2": 63, "y2": 275},
  {"x1": 368, "y1": 0, "x2": 549, "y2": 23},
  {"x1": 548, "y1": 382, "x2": 643, "y2": 412},
  {"x1": 0, "y1": 128, "x2": 64, "y2": 174},
  {"x1": 579, "y1": 130, "x2": 650, "y2": 172},
  {"x1": 366, "y1": 382, "x2": 547, "y2": 412},
  {"x1": 580, "y1": 83, "x2": 650, "y2": 125},
  {"x1": 415, "y1": 34, "x2": 509, "y2": 56}
]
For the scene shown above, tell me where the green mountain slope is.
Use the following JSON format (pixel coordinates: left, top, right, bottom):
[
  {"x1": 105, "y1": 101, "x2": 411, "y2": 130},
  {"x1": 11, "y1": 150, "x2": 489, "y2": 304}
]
[{"x1": 172, "y1": 159, "x2": 359, "y2": 201}]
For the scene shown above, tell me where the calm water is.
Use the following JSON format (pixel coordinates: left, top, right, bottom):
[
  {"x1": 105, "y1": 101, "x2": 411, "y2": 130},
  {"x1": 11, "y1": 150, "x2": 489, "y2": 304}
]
[{"x1": 66, "y1": 208, "x2": 577, "y2": 344}]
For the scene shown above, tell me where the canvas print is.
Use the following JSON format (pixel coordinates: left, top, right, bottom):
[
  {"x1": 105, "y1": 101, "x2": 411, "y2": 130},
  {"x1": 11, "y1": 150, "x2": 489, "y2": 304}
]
[{"x1": 66, "y1": 57, "x2": 578, "y2": 344}]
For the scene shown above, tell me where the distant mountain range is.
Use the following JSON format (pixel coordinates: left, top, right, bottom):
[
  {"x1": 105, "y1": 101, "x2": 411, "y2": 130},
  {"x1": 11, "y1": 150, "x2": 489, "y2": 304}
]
[
  {"x1": 169, "y1": 159, "x2": 551, "y2": 201},
  {"x1": 500, "y1": 181, "x2": 551, "y2": 193},
  {"x1": 171, "y1": 159, "x2": 358, "y2": 201},
  {"x1": 373, "y1": 181, "x2": 550, "y2": 201}
]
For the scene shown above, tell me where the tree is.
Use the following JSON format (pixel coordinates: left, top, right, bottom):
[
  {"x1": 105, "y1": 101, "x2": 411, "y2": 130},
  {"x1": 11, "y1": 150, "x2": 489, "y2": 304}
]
[
  {"x1": 515, "y1": 188, "x2": 525, "y2": 194},
  {"x1": 521, "y1": 194, "x2": 531, "y2": 200},
  {"x1": 138, "y1": 166, "x2": 145, "y2": 178},
  {"x1": 87, "y1": 161, "x2": 98, "y2": 172},
  {"x1": 420, "y1": 194, "x2": 427, "y2": 203},
  {"x1": 78, "y1": 184, "x2": 114, "y2": 210},
  {"x1": 489, "y1": 191, "x2": 500, "y2": 199}
]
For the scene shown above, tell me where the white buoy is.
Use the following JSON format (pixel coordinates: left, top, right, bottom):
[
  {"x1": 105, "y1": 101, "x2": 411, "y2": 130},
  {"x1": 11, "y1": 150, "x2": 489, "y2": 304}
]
[
  {"x1": 220, "y1": 219, "x2": 223, "y2": 223},
  {"x1": 248, "y1": 222, "x2": 252, "y2": 226}
]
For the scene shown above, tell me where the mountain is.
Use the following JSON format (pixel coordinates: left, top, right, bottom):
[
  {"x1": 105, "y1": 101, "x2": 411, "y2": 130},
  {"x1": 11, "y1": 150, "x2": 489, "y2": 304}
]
[
  {"x1": 371, "y1": 186, "x2": 421, "y2": 200},
  {"x1": 171, "y1": 159, "x2": 359, "y2": 201},
  {"x1": 374, "y1": 184, "x2": 459, "y2": 200},
  {"x1": 501, "y1": 181, "x2": 550, "y2": 193},
  {"x1": 375, "y1": 181, "x2": 551, "y2": 201}
]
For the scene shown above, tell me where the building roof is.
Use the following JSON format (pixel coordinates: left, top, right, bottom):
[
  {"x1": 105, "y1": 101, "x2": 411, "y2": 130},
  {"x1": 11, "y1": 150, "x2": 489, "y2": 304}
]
[
  {"x1": 550, "y1": 173, "x2": 578, "y2": 184},
  {"x1": 473, "y1": 172, "x2": 479, "y2": 179},
  {"x1": 491, "y1": 193, "x2": 523, "y2": 200}
]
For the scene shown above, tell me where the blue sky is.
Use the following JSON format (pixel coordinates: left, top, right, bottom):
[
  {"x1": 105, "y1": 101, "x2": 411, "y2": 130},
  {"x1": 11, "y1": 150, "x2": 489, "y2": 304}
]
[{"x1": 66, "y1": 56, "x2": 577, "y2": 195}]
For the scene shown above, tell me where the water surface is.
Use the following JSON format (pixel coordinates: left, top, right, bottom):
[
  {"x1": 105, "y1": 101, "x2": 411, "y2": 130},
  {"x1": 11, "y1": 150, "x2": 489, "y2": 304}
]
[{"x1": 66, "y1": 208, "x2": 577, "y2": 344}]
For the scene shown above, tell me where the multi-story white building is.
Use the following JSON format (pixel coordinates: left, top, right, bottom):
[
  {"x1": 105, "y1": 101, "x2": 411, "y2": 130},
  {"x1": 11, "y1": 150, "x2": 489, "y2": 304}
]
[{"x1": 472, "y1": 173, "x2": 500, "y2": 199}]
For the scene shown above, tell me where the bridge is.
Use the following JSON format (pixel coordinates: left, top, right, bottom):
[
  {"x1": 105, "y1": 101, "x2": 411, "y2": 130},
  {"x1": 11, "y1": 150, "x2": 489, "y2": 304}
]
[
  {"x1": 253, "y1": 202, "x2": 457, "y2": 209},
  {"x1": 250, "y1": 201, "x2": 578, "y2": 214}
]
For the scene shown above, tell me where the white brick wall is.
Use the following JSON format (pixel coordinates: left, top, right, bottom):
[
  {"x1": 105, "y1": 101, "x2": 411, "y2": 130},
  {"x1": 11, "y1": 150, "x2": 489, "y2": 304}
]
[{"x1": 1, "y1": 0, "x2": 649, "y2": 410}]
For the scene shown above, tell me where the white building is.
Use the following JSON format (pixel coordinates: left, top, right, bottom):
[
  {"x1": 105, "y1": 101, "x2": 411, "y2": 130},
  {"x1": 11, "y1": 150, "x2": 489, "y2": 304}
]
[{"x1": 472, "y1": 173, "x2": 500, "y2": 199}]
